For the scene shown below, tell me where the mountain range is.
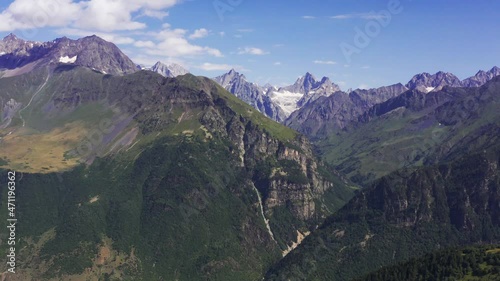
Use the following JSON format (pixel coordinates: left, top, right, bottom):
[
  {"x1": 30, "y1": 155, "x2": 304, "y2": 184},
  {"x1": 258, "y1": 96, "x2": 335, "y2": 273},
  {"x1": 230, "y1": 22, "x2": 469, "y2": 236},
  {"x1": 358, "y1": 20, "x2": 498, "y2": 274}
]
[
  {"x1": 285, "y1": 83, "x2": 409, "y2": 138},
  {"x1": 0, "y1": 33, "x2": 499, "y2": 281},
  {"x1": 213, "y1": 69, "x2": 287, "y2": 122},
  {"x1": 406, "y1": 67, "x2": 500, "y2": 92},
  {"x1": 285, "y1": 67, "x2": 500, "y2": 140},
  {"x1": 267, "y1": 72, "x2": 341, "y2": 116},
  {"x1": 211, "y1": 67, "x2": 500, "y2": 130},
  {"x1": 0, "y1": 33, "x2": 137, "y2": 77},
  {"x1": 0, "y1": 34, "x2": 356, "y2": 280}
]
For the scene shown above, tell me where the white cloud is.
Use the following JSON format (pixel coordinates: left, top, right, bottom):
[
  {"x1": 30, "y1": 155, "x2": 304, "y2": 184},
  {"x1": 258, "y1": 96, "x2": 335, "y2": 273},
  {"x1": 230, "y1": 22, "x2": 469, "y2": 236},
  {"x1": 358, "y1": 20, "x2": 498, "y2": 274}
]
[
  {"x1": 236, "y1": 28, "x2": 254, "y2": 33},
  {"x1": 219, "y1": 31, "x2": 225, "y2": 37},
  {"x1": 314, "y1": 60, "x2": 337, "y2": 65},
  {"x1": 138, "y1": 25, "x2": 222, "y2": 58},
  {"x1": 0, "y1": 0, "x2": 83, "y2": 31},
  {"x1": 331, "y1": 13, "x2": 388, "y2": 20},
  {"x1": 274, "y1": 62, "x2": 281, "y2": 66},
  {"x1": 302, "y1": 16, "x2": 316, "y2": 19},
  {"x1": 358, "y1": 84, "x2": 370, "y2": 89},
  {"x1": 56, "y1": 25, "x2": 223, "y2": 61},
  {"x1": 237, "y1": 47, "x2": 269, "y2": 55},
  {"x1": 361, "y1": 65, "x2": 371, "y2": 69},
  {"x1": 141, "y1": 9, "x2": 169, "y2": 20},
  {"x1": 86, "y1": 0, "x2": 179, "y2": 30},
  {"x1": 75, "y1": 0, "x2": 146, "y2": 31},
  {"x1": 0, "y1": 0, "x2": 182, "y2": 32},
  {"x1": 330, "y1": 14, "x2": 351, "y2": 20},
  {"x1": 196, "y1": 63, "x2": 237, "y2": 71},
  {"x1": 134, "y1": 40, "x2": 156, "y2": 48},
  {"x1": 189, "y1": 28, "x2": 209, "y2": 40},
  {"x1": 56, "y1": 28, "x2": 136, "y2": 44}
]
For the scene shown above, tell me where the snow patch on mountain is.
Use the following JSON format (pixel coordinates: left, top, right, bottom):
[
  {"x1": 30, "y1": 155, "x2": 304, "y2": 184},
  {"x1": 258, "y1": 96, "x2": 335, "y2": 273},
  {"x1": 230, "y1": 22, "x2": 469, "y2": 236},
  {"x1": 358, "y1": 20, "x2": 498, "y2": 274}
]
[
  {"x1": 213, "y1": 69, "x2": 287, "y2": 122},
  {"x1": 268, "y1": 90, "x2": 304, "y2": 116},
  {"x1": 268, "y1": 72, "x2": 341, "y2": 117},
  {"x1": 59, "y1": 55, "x2": 77, "y2": 64}
]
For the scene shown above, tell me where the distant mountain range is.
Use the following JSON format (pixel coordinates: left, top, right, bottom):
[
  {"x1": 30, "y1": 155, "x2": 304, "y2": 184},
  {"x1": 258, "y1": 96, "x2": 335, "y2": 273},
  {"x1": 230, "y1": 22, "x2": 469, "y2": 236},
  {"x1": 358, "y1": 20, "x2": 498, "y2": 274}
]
[
  {"x1": 406, "y1": 67, "x2": 500, "y2": 92},
  {"x1": 212, "y1": 70, "x2": 340, "y2": 122},
  {"x1": 268, "y1": 72, "x2": 341, "y2": 116},
  {"x1": 211, "y1": 67, "x2": 500, "y2": 126},
  {"x1": 213, "y1": 69, "x2": 287, "y2": 122},
  {"x1": 1, "y1": 32, "x2": 498, "y2": 128},
  {"x1": 285, "y1": 83, "x2": 409, "y2": 137},
  {"x1": 0, "y1": 33, "x2": 137, "y2": 76},
  {"x1": 284, "y1": 67, "x2": 500, "y2": 139}
]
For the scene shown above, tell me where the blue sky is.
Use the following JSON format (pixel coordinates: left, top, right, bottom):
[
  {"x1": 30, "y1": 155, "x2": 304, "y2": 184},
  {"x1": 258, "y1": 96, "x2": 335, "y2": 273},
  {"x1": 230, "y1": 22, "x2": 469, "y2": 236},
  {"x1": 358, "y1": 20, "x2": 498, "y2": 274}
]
[{"x1": 1, "y1": 0, "x2": 499, "y2": 89}]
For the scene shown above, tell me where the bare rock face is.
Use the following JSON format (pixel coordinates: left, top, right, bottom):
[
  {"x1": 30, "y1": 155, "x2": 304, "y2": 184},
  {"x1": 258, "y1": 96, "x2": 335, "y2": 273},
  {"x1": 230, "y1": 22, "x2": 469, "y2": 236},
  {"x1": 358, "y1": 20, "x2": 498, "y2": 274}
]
[
  {"x1": 192, "y1": 85, "x2": 353, "y2": 244},
  {"x1": 151, "y1": 61, "x2": 189, "y2": 78},
  {"x1": 0, "y1": 98, "x2": 21, "y2": 128},
  {"x1": 405, "y1": 68, "x2": 500, "y2": 92},
  {"x1": 285, "y1": 83, "x2": 408, "y2": 138},
  {"x1": 266, "y1": 72, "x2": 342, "y2": 118},
  {"x1": 0, "y1": 33, "x2": 138, "y2": 76},
  {"x1": 282, "y1": 72, "x2": 341, "y2": 107},
  {"x1": 462, "y1": 66, "x2": 500, "y2": 87},
  {"x1": 213, "y1": 69, "x2": 287, "y2": 122},
  {"x1": 406, "y1": 71, "x2": 462, "y2": 92}
]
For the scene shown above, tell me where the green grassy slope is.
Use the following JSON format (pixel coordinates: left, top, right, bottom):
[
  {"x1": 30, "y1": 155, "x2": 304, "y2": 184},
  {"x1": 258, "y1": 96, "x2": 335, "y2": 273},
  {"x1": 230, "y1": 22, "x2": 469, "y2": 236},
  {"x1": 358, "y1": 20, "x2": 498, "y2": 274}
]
[{"x1": 318, "y1": 79, "x2": 500, "y2": 186}]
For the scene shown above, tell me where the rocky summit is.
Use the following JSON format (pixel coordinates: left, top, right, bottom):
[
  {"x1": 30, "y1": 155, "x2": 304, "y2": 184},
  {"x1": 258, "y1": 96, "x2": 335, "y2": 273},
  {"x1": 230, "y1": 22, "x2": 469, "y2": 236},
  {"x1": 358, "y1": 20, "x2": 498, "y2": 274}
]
[
  {"x1": 214, "y1": 69, "x2": 287, "y2": 122},
  {"x1": 151, "y1": 61, "x2": 189, "y2": 78},
  {"x1": 0, "y1": 34, "x2": 137, "y2": 77}
]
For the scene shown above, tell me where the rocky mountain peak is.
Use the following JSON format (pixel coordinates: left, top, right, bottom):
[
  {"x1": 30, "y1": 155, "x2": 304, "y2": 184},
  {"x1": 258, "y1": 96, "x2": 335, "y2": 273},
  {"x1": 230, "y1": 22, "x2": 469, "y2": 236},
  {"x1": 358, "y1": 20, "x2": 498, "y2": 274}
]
[
  {"x1": 0, "y1": 34, "x2": 138, "y2": 76},
  {"x1": 213, "y1": 70, "x2": 286, "y2": 122},
  {"x1": 151, "y1": 61, "x2": 189, "y2": 78},
  {"x1": 303, "y1": 72, "x2": 315, "y2": 80},
  {"x1": 3, "y1": 33, "x2": 21, "y2": 42},
  {"x1": 215, "y1": 69, "x2": 247, "y2": 88},
  {"x1": 475, "y1": 70, "x2": 487, "y2": 76},
  {"x1": 263, "y1": 83, "x2": 275, "y2": 89},
  {"x1": 54, "y1": 36, "x2": 70, "y2": 42},
  {"x1": 406, "y1": 71, "x2": 462, "y2": 93},
  {"x1": 320, "y1": 76, "x2": 331, "y2": 83},
  {"x1": 462, "y1": 66, "x2": 500, "y2": 87},
  {"x1": 295, "y1": 72, "x2": 317, "y2": 91},
  {"x1": 284, "y1": 72, "x2": 341, "y2": 95},
  {"x1": 406, "y1": 67, "x2": 500, "y2": 90}
]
